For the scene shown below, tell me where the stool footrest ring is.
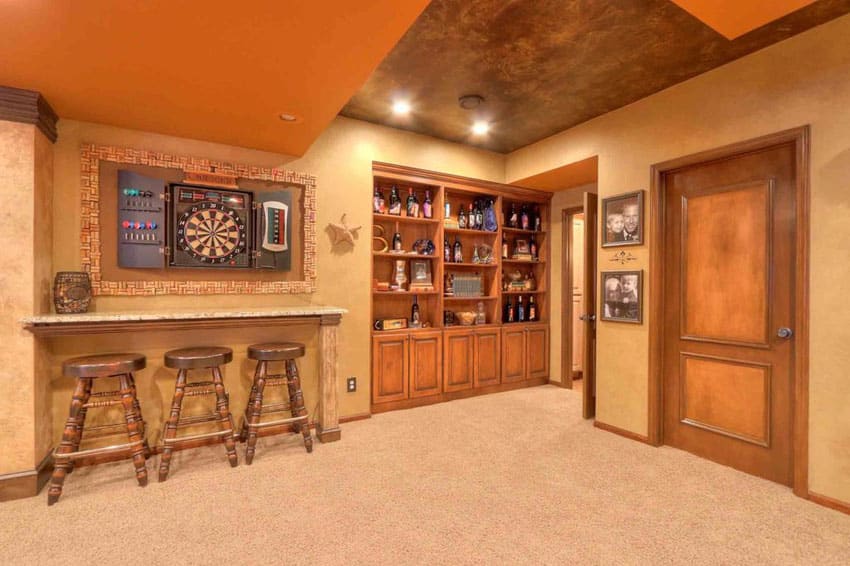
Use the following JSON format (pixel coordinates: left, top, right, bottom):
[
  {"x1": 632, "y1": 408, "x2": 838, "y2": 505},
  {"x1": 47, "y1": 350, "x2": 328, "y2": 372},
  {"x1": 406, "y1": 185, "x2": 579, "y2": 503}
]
[{"x1": 53, "y1": 438, "x2": 146, "y2": 460}]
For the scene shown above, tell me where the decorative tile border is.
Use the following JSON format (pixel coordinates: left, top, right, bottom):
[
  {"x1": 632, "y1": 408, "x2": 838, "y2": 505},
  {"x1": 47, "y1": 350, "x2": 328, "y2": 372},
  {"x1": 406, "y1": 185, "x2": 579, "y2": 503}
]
[{"x1": 80, "y1": 143, "x2": 317, "y2": 295}]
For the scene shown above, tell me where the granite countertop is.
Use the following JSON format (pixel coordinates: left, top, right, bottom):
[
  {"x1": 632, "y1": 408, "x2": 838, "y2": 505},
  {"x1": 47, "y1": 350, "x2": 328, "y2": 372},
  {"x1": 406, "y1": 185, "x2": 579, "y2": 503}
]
[{"x1": 22, "y1": 305, "x2": 347, "y2": 326}]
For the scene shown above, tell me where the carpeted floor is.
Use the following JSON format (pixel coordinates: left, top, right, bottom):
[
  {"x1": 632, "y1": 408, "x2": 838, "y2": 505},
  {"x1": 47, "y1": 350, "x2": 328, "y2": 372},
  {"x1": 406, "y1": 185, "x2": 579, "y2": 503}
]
[{"x1": 2, "y1": 385, "x2": 848, "y2": 565}]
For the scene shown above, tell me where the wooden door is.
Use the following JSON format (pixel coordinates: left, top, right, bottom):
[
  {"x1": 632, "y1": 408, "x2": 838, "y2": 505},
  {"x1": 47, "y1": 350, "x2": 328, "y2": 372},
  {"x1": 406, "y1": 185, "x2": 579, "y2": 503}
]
[
  {"x1": 572, "y1": 215, "x2": 585, "y2": 376},
  {"x1": 443, "y1": 331, "x2": 474, "y2": 392},
  {"x1": 372, "y1": 334, "x2": 408, "y2": 404},
  {"x1": 663, "y1": 142, "x2": 796, "y2": 486},
  {"x1": 582, "y1": 193, "x2": 597, "y2": 418},
  {"x1": 409, "y1": 331, "x2": 442, "y2": 398},
  {"x1": 474, "y1": 328, "x2": 501, "y2": 388},
  {"x1": 501, "y1": 327, "x2": 526, "y2": 383},
  {"x1": 526, "y1": 325, "x2": 549, "y2": 379}
]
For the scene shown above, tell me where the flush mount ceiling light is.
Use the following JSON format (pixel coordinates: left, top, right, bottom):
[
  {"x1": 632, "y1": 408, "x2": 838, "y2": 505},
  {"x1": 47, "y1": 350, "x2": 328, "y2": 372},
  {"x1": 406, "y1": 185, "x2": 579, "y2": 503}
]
[
  {"x1": 471, "y1": 121, "x2": 490, "y2": 135},
  {"x1": 279, "y1": 113, "x2": 302, "y2": 123},
  {"x1": 458, "y1": 94, "x2": 485, "y2": 110},
  {"x1": 392, "y1": 100, "x2": 412, "y2": 114}
]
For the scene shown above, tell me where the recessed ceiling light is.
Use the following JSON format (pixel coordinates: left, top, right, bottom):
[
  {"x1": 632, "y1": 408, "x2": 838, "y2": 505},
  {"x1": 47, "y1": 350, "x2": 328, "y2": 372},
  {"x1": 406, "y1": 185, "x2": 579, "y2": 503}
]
[
  {"x1": 459, "y1": 94, "x2": 485, "y2": 110},
  {"x1": 472, "y1": 121, "x2": 489, "y2": 135},
  {"x1": 279, "y1": 113, "x2": 301, "y2": 122},
  {"x1": 392, "y1": 100, "x2": 411, "y2": 115}
]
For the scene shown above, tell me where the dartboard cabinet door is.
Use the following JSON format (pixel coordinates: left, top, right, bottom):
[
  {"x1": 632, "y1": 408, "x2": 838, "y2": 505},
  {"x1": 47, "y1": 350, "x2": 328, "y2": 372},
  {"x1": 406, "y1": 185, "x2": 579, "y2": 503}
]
[
  {"x1": 252, "y1": 189, "x2": 292, "y2": 271},
  {"x1": 117, "y1": 170, "x2": 168, "y2": 268}
]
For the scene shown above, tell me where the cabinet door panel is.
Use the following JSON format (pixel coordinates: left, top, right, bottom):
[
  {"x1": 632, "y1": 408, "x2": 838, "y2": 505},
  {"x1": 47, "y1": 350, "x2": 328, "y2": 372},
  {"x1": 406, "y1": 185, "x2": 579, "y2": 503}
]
[
  {"x1": 526, "y1": 325, "x2": 550, "y2": 380},
  {"x1": 410, "y1": 331, "x2": 442, "y2": 398},
  {"x1": 474, "y1": 329, "x2": 501, "y2": 388},
  {"x1": 501, "y1": 328, "x2": 526, "y2": 383},
  {"x1": 372, "y1": 335, "x2": 408, "y2": 404},
  {"x1": 443, "y1": 331, "x2": 474, "y2": 392}
]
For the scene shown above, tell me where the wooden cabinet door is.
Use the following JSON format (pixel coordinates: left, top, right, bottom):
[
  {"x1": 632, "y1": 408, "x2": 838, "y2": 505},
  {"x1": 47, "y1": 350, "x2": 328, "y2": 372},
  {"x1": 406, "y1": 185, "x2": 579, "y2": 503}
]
[
  {"x1": 526, "y1": 325, "x2": 549, "y2": 380},
  {"x1": 443, "y1": 331, "x2": 474, "y2": 392},
  {"x1": 409, "y1": 331, "x2": 442, "y2": 398},
  {"x1": 474, "y1": 329, "x2": 501, "y2": 388},
  {"x1": 372, "y1": 335, "x2": 408, "y2": 404},
  {"x1": 501, "y1": 327, "x2": 526, "y2": 383}
]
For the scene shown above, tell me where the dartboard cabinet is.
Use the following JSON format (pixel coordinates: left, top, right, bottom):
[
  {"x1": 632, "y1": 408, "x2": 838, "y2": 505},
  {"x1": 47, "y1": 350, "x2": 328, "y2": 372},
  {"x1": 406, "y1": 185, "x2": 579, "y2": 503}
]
[{"x1": 117, "y1": 170, "x2": 292, "y2": 271}]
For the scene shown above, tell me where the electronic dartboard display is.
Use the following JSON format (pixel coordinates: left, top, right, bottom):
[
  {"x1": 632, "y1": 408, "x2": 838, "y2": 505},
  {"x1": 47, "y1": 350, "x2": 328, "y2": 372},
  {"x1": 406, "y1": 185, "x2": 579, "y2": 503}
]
[{"x1": 116, "y1": 170, "x2": 293, "y2": 271}]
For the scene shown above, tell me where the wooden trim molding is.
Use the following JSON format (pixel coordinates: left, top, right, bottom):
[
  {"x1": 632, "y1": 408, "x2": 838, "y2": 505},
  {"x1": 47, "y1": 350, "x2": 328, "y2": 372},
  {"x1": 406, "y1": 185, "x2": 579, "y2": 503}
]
[
  {"x1": 80, "y1": 143, "x2": 318, "y2": 295},
  {"x1": 0, "y1": 85, "x2": 58, "y2": 142},
  {"x1": 0, "y1": 451, "x2": 53, "y2": 502},
  {"x1": 594, "y1": 420, "x2": 652, "y2": 444},
  {"x1": 561, "y1": 206, "x2": 584, "y2": 388},
  {"x1": 808, "y1": 492, "x2": 850, "y2": 516},
  {"x1": 648, "y1": 125, "x2": 811, "y2": 495}
]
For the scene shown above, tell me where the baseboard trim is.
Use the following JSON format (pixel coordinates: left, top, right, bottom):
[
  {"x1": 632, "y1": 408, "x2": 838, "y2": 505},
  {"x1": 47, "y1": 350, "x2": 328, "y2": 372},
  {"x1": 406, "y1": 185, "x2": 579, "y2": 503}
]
[
  {"x1": 547, "y1": 379, "x2": 569, "y2": 388},
  {"x1": 0, "y1": 450, "x2": 53, "y2": 502},
  {"x1": 808, "y1": 491, "x2": 850, "y2": 515},
  {"x1": 593, "y1": 420, "x2": 652, "y2": 445}
]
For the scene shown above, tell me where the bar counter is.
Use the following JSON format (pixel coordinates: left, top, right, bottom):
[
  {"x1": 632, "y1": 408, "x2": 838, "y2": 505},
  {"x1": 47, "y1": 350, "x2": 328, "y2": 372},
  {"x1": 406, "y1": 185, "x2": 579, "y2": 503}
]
[{"x1": 21, "y1": 305, "x2": 347, "y2": 442}]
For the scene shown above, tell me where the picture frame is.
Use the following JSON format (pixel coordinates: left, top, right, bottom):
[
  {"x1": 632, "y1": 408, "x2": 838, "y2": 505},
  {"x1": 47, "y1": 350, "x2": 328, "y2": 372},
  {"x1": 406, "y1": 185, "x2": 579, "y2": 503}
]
[
  {"x1": 514, "y1": 239, "x2": 530, "y2": 254},
  {"x1": 600, "y1": 270, "x2": 643, "y2": 324},
  {"x1": 409, "y1": 258, "x2": 433, "y2": 290},
  {"x1": 601, "y1": 190, "x2": 643, "y2": 247}
]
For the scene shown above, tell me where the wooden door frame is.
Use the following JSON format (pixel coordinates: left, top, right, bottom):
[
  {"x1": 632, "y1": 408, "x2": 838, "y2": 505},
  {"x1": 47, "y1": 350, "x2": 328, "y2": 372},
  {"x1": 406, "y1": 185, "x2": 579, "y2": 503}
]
[
  {"x1": 560, "y1": 206, "x2": 585, "y2": 388},
  {"x1": 647, "y1": 126, "x2": 810, "y2": 497}
]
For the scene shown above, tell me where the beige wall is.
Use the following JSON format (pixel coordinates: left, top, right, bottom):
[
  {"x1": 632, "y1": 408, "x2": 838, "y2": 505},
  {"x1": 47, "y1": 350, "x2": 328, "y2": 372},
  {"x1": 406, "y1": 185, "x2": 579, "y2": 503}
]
[
  {"x1": 506, "y1": 14, "x2": 850, "y2": 503},
  {"x1": 48, "y1": 116, "x2": 504, "y2": 445}
]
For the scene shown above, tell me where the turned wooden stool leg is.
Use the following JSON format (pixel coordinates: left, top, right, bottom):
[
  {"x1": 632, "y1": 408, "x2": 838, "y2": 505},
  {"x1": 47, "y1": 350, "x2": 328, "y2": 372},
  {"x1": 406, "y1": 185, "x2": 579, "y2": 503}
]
[
  {"x1": 47, "y1": 377, "x2": 89, "y2": 505},
  {"x1": 212, "y1": 366, "x2": 239, "y2": 467},
  {"x1": 159, "y1": 368, "x2": 188, "y2": 482},
  {"x1": 240, "y1": 372, "x2": 260, "y2": 443},
  {"x1": 286, "y1": 359, "x2": 313, "y2": 453},
  {"x1": 119, "y1": 374, "x2": 148, "y2": 487},
  {"x1": 68, "y1": 377, "x2": 93, "y2": 475},
  {"x1": 126, "y1": 372, "x2": 151, "y2": 459},
  {"x1": 245, "y1": 361, "x2": 268, "y2": 465}
]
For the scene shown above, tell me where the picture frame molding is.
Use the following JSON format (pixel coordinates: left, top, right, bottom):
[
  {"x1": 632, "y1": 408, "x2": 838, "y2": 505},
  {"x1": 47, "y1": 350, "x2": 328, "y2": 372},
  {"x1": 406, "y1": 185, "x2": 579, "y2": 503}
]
[
  {"x1": 600, "y1": 269, "x2": 643, "y2": 324},
  {"x1": 601, "y1": 189, "x2": 644, "y2": 248}
]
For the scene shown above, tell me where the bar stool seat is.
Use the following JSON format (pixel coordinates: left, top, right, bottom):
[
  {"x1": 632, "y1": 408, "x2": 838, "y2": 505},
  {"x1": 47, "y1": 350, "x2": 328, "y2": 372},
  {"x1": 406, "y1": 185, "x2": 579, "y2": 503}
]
[
  {"x1": 164, "y1": 346, "x2": 233, "y2": 369},
  {"x1": 247, "y1": 342, "x2": 305, "y2": 361},
  {"x1": 241, "y1": 342, "x2": 313, "y2": 464},
  {"x1": 48, "y1": 353, "x2": 149, "y2": 505},
  {"x1": 158, "y1": 346, "x2": 238, "y2": 481}
]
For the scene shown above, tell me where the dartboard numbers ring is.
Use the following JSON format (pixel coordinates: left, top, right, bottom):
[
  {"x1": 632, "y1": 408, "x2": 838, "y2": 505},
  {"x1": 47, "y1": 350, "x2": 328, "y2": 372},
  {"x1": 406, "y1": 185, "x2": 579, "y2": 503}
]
[{"x1": 176, "y1": 202, "x2": 246, "y2": 264}]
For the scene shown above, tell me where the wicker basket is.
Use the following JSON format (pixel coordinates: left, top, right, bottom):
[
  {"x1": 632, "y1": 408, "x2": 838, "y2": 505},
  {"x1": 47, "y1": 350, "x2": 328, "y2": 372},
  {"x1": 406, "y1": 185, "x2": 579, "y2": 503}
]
[{"x1": 53, "y1": 271, "x2": 92, "y2": 314}]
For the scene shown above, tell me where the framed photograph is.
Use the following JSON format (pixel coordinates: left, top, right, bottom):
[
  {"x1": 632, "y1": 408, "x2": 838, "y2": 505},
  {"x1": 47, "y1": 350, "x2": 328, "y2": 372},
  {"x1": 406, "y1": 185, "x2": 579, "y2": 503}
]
[
  {"x1": 601, "y1": 190, "x2": 643, "y2": 247},
  {"x1": 409, "y1": 259, "x2": 433, "y2": 290},
  {"x1": 601, "y1": 270, "x2": 643, "y2": 324}
]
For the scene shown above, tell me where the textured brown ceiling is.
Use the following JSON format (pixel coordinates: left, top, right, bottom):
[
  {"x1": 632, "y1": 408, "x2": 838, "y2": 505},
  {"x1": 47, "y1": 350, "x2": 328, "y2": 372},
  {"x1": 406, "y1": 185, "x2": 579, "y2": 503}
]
[{"x1": 341, "y1": 0, "x2": 850, "y2": 153}]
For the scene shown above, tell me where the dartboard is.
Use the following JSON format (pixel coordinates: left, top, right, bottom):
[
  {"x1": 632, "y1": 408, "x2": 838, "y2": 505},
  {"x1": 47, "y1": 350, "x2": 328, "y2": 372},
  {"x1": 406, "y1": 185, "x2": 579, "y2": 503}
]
[{"x1": 176, "y1": 202, "x2": 246, "y2": 263}]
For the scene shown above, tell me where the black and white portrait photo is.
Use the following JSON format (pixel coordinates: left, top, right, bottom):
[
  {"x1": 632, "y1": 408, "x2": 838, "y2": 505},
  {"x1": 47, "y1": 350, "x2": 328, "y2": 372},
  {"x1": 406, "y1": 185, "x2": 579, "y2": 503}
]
[
  {"x1": 602, "y1": 191, "x2": 643, "y2": 247},
  {"x1": 601, "y1": 270, "x2": 643, "y2": 323}
]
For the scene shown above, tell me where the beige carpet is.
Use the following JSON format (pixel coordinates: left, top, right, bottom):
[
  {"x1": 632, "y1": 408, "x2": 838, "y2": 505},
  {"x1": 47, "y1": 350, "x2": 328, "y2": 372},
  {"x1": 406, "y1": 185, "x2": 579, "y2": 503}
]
[{"x1": 2, "y1": 385, "x2": 848, "y2": 565}]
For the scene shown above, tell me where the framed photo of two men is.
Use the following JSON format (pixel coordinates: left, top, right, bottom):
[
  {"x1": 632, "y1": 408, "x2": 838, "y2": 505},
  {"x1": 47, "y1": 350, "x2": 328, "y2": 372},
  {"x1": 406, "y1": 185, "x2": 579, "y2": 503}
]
[
  {"x1": 601, "y1": 270, "x2": 643, "y2": 324},
  {"x1": 601, "y1": 190, "x2": 643, "y2": 247}
]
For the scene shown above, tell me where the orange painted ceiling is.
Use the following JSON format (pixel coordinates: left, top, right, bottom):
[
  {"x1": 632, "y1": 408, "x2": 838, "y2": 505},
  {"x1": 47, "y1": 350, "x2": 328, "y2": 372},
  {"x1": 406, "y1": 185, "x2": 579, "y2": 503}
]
[
  {"x1": 0, "y1": 0, "x2": 430, "y2": 156},
  {"x1": 671, "y1": 0, "x2": 818, "y2": 39},
  {"x1": 513, "y1": 157, "x2": 598, "y2": 193}
]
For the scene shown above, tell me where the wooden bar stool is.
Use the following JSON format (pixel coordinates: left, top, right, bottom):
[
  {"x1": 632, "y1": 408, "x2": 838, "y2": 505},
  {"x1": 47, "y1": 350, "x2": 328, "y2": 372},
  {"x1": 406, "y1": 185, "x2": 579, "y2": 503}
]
[
  {"x1": 48, "y1": 353, "x2": 149, "y2": 505},
  {"x1": 240, "y1": 342, "x2": 313, "y2": 464},
  {"x1": 159, "y1": 346, "x2": 239, "y2": 481}
]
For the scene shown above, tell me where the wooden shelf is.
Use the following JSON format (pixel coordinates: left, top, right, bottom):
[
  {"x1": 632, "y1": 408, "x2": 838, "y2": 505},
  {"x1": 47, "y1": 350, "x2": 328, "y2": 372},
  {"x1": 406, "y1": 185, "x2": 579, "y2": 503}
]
[
  {"x1": 372, "y1": 326, "x2": 440, "y2": 336},
  {"x1": 443, "y1": 296, "x2": 498, "y2": 301},
  {"x1": 502, "y1": 290, "x2": 546, "y2": 295},
  {"x1": 444, "y1": 227, "x2": 499, "y2": 235},
  {"x1": 373, "y1": 213, "x2": 439, "y2": 225},
  {"x1": 502, "y1": 227, "x2": 545, "y2": 236},
  {"x1": 444, "y1": 262, "x2": 498, "y2": 268},
  {"x1": 502, "y1": 259, "x2": 545, "y2": 265},
  {"x1": 373, "y1": 290, "x2": 440, "y2": 295},
  {"x1": 372, "y1": 252, "x2": 438, "y2": 259}
]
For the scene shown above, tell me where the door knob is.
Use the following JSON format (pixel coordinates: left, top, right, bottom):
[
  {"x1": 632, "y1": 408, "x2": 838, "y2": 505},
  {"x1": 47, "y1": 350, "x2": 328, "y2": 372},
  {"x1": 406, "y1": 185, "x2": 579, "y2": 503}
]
[
  {"x1": 777, "y1": 327, "x2": 794, "y2": 339},
  {"x1": 580, "y1": 314, "x2": 596, "y2": 322}
]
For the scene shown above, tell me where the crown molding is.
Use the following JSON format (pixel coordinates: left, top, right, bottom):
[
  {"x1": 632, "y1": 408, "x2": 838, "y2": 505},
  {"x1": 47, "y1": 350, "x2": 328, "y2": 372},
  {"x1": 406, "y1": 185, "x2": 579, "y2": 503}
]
[{"x1": 0, "y1": 86, "x2": 58, "y2": 142}]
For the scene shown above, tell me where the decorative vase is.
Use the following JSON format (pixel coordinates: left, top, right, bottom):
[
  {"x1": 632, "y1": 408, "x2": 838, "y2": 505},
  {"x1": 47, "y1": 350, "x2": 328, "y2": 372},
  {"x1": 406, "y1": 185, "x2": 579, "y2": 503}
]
[{"x1": 53, "y1": 271, "x2": 92, "y2": 314}]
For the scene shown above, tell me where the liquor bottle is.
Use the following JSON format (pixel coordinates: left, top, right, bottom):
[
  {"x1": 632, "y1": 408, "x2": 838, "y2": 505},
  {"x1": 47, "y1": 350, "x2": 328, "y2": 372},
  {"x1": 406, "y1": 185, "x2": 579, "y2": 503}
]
[
  {"x1": 392, "y1": 229, "x2": 402, "y2": 251},
  {"x1": 423, "y1": 190, "x2": 433, "y2": 219},
  {"x1": 475, "y1": 202, "x2": 484, "y2": 230},
  {"x1": 468, "y1": 203, "x2": 476, "y2": 230},
  {"x1": 389, "y1": 185, "x2": 402, "y2": 215},
  {"x1": 534, "y1": 205, "x2": 542, "y2": 232},
  {"x1": 453, "y1": 236, "x2": 463, "y2": 263},
  {"x1": 520, "y1": 205, "x2": 530, "y2": 230},
  {"x1": 484, "y1": 199, "x2": 498, "y2": 232},
  {"x1": 528, "y1": 295, "x2": 537, "y2": 322},
  {"x1": 444, "y1": 198, "x2": 451, "y2": 219},
  {"x1": 509, "y1": 204, "x2": 518, "y2": 228},
  {"x1": 458, "y1": 205, "x2": 467, "y2": 229},
  {"x1": 472, "y1": 244, "x2": 480, "y2": 264},
  {"x1": 411, "y1": 295, "x2": 421, "y2": 327},
  {"x1": 504, "y1": 297, "x2": 515, "y2": 323},
  {"x1": 373, "y1": 184, "x2": 383, "y2": 214},
  {"x1": 406, "y1": 188, "x2": 419, "y2": 217},
  {"x1": 530, "y1": 234, "x2": 538, "y2": 261},
  {"x1": 501, "y1": 234, "x2": 509, "y2": 259},
  {"x1": 476, "y1": 301, "x2": 486, "y2": 325},
  {"x1": 444, "y1": 238, "x2": 451, "y2": 262},
  {"x1": 517, "y1": 295, "x2": 525, "y2": 322}
]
